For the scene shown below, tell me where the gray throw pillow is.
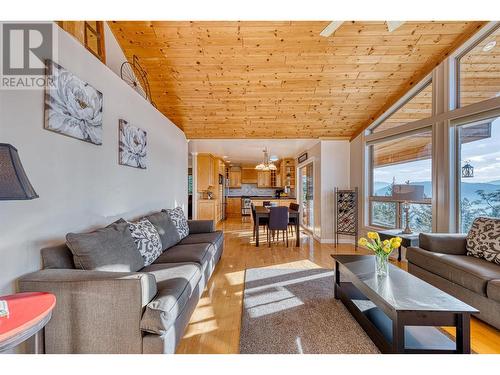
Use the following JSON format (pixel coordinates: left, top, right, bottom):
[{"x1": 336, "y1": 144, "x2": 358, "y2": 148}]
[
  {"x1": 66, "y1": 219, "x2": 144, "y2": 272},
  {"x1": 164, "y1": 207, "x2": 189, "y2": 240},
  {"x1": 128, "y1": 219, "x2": 163, "y2": 266},
  {"x1": 145, "y1": 211, "x2": 181, "y2": 250},
  {"x1": 466, "y1": 217, "x2": 500, "y2": 265}
]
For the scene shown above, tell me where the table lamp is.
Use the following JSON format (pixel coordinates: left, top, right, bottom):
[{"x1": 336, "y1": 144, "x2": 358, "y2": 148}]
[
  {"x1": 392, "y1": 184, "x2": 424, "y2": 234},
  {"x1": 0, "y1": 143, "x2": 39, "y2": 200}
]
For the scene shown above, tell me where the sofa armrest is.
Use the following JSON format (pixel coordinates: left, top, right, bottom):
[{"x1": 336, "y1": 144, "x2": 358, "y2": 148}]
[
  {"x1": 18, "y1": 269, "x2": 157, "y2": 353},
  {"x1": 188, "y1": 219, "x2": 215, "y2": 234},
  {"x1": 418, "y1": 233, "x2": 467, "y2": 255}
]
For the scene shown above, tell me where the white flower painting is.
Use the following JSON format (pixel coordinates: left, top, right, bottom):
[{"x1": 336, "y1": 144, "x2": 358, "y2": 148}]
[
  {"x1": 44, "y1": 60, "x2": 103, "y2": 145},
  {"x1": 119, "y1": 120, "x2": 147, "y2": 169}
]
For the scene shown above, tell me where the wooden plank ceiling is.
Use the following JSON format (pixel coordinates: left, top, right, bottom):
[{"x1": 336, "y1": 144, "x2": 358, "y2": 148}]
[{"x1": 109, "y1": 21, "x2": 486, "y2": 139}]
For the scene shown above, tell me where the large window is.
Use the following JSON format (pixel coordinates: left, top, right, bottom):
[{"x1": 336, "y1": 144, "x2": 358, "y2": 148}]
[
  {"x1": 369, "y1": 130, "x2": 433, "y2": 232},
  {"x1": 363, "y1": 22, "x2": 500, "y2": 235},
  {"x1": 458, "y1": 26, "x2": 500, "y2": 108},
  {"x1": 458, "y1": 115, "x2": 500, "y2": 232},
  {"x1": 371, "y1": 82, "x2": 432, "y2": 133}
]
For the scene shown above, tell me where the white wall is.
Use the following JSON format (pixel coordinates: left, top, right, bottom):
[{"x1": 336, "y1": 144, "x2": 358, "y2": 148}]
[
  {"x1": 320, "y1": 141, "x2": 351, "y2": 242},
  {"x1": 0, "y1": 23, "x2": 188, "y2": 295}
]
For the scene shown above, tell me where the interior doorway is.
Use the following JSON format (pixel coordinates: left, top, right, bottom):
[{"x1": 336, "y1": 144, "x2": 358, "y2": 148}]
[{"x1": 299, "y1": 161, "x2": 314, "y2": 232}]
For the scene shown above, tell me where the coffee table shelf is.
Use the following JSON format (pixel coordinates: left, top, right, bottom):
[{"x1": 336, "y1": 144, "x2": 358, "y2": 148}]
[
  {"x1": 332, "y1": 255, "x2": 478, "y2": 354},
  {"x1": 341, "y1": 282, "x2": 456, "y2": 353}
]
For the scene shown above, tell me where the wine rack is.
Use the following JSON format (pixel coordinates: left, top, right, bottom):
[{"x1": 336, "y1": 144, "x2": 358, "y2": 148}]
[{"x1": 334, "y1": 187, "x2": 358, "y2": 247}]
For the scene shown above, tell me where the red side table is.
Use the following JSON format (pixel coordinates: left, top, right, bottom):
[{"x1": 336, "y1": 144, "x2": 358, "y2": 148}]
[{"x1": 0, "y1": 292, "x2": 56, "y2": 353}]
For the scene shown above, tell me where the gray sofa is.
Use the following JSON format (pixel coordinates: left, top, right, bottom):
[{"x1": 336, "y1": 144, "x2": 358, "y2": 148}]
[
  {"x1": 18, "y1": 219, "x2": 223, "y2": 354},
  {"x1": 407, "y1": 233, "x2": 500, "y2": 329}
]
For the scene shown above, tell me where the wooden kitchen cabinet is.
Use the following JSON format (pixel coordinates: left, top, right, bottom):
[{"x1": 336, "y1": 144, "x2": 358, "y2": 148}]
[
  {"x1": 218, "y1": 159, "x2": 226, "y2": 176},
  {"x1": 229, "y1": 167, "x2": 241, "y2": 188},
  {"x1": 197, "y1": 154, "x2": 215, "y2": 191},
  {"x1": 257, "y1": 170, "x2": 271, "y2": 187},
  {"x1": 279, "y1": 158, "x2": 295, "y2": 188},
  {"x1": 241, "y1": 168, "x2": 257, "y2": 184},
  {"x1": 197, "y1": 199, "x2": 217, "y2": 220},
  {"x1": 226, "y1": 197, "x2": 242, "y2": 217}
]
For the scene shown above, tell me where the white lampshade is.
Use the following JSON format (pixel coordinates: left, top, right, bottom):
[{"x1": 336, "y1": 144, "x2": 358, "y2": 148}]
[{"x1": 255, "y1": 163, "x2": 265, "y2": 170}]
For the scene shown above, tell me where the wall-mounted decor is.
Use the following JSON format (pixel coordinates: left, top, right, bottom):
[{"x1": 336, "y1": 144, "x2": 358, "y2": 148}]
[
  {"x1": 44, "y1": 60, "x2": 103, "y2": 145},
  {"x1": 119, "y1": 119, "x2": 147, "y2": 169},
  {"x1": 298, "y1": 152, "x2": 308, "y2": 164}
]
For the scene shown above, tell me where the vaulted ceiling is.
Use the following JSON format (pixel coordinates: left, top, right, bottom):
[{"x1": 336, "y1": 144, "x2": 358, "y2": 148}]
[{"x1": 109, "y1": 21, "x2": 486, "y2": 139}]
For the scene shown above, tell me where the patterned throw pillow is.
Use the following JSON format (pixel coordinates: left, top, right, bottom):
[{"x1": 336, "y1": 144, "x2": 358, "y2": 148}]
[
  {"x1": 466, "y1": 217, "x2": 500, "y2": 265},
  {"x1": 165, "y1": 207, "x2": 189, "y2": 240},
  {"x1": 128, "y1": 219, "x2": 163, "y2": 266}
]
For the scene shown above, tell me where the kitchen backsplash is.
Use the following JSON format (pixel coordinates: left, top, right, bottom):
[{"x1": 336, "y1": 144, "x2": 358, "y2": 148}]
[{"x1": 228, "y1": 184, "x2": 295, "y2": 197}]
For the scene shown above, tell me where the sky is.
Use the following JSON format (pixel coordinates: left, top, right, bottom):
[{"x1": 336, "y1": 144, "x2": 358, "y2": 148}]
[{"x1": 374, "y1": 117, "x2": 500, "y2": 185}]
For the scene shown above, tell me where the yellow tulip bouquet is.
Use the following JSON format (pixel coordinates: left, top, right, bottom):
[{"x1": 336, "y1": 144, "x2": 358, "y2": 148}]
[{"x1": 358, "y1": 232, "x2": 402, "y2": 275}]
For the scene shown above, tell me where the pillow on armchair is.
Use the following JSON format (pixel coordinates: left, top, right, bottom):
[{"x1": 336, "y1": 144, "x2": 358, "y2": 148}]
[{"x1": 466, "y1": 217, "x2": 500, "y2": 265}]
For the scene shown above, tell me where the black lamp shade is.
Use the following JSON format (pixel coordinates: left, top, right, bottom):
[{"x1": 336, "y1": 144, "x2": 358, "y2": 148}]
[{"x1": 0, "y1": 143, "x2": 39, "y2": 200}]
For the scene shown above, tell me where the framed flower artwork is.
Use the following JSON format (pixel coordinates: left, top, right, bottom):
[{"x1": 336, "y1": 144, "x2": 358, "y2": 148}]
[
  {"x1": 44, "y1": 60, "x2": 103, "y2": 145},
  {"x1": 118, "y1": 119, "x2": 147, "y2": 169}
]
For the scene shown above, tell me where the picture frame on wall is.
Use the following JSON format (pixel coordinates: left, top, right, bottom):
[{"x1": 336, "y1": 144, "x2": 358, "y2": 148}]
[
  {"x1": 44, "y1": 59, "x2": 103, "y2": 145},
  {"x1": 118, "y1": 119, "x2": 147, "y2": 169},
  {"x1": 298, "y1": 152, "x2": 308, "y2": 164}
]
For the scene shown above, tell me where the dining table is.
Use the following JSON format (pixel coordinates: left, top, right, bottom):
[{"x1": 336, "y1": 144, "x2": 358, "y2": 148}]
[{"x1": 254, "y1": 206, "x2": 300, "y2": 247}]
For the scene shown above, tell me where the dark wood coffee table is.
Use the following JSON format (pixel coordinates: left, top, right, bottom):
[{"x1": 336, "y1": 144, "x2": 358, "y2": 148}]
[{"x1": 331, "y1": 255, "x2": 478, "y2": 354}]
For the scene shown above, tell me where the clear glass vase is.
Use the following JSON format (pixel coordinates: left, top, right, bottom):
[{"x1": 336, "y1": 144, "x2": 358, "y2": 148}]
[{"x1": 375, "y1": 252, "x2": 389, "y2": 277}]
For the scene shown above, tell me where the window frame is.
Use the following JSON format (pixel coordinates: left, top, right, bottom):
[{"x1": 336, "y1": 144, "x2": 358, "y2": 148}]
[
  {"x1": 451, "y1": 109, "x2": 500, "y2": 232},
  {"x1": 359, "y1": 22, "x2": 500, "y2": 234},
  {"x1": 454, "y1": 23, "x2": 500, "y2": 109},
  {"x1": 367, "y1": 126, "x2": 433, "y2": 230},
  {"x1": 367, "y1": 76, "x2": 433, "y2": 135}
]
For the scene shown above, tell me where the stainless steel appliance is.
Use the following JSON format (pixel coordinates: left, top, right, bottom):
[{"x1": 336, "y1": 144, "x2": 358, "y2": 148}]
[{"x1": 241, "y1": 196, "x2": 251, "y2": 216}]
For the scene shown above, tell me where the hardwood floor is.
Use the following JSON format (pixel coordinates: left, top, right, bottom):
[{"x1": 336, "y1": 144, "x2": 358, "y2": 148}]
[{"x1": 176, "y1": 217, "x2": 500, "y2": 354}]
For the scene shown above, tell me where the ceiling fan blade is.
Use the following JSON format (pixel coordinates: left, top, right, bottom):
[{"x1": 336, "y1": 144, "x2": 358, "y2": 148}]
[
  {"x1": 320, "y1": 21, "x2": 344, "y2": 37},
  {"x1": 386, "y1": 21, "x2": 405, "y2": 32}
]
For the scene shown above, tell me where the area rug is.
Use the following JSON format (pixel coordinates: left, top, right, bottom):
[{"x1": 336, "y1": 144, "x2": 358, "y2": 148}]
[{"x1": 239, "y1": 267, "x2": 380, "y2": 354}]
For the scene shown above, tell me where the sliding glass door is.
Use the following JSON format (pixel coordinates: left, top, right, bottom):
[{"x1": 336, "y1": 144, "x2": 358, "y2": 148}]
[{"x1": 299, "y1": 162, "x2": 314, "y2": 231}]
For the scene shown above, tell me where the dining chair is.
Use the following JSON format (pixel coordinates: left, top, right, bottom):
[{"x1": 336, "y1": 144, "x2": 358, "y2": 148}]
[
  {"x1": 267, "y1": 206, "x2": 289, "y2": 247},
  {"x1": 288, "y1": 202, "x2": 300, "y2": 235},
  {"x1": 251, "y1": 203, "x2": 268, "y2": 241}
]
